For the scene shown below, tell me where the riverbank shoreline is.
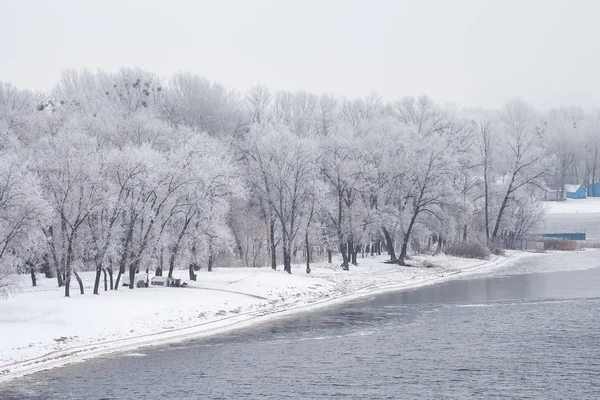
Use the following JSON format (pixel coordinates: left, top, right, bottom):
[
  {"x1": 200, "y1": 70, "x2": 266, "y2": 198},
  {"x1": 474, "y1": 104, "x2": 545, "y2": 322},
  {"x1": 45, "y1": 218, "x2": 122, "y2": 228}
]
[{"x1": 0, "y1": 251, "x2": 539, "y2": 383}]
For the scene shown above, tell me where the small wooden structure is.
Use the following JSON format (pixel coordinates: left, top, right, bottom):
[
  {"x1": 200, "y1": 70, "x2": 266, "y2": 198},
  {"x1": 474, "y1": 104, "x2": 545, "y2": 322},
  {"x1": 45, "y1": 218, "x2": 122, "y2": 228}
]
[
  {"x1": 151, "y1": 276, "x2": 167, "y2": 287},
  {"x1": 543, "y1": 189, "x2": 566, "y2": 202},
  {"x1": 512, "y1": 239, "x2": 545, "y2": 252}
]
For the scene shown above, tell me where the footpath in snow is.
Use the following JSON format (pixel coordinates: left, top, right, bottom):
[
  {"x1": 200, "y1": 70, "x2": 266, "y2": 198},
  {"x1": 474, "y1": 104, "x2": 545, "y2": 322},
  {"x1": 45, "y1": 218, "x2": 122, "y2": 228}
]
[{"x1": 0, "y1": 252, "x2": 535, "y2": 382}]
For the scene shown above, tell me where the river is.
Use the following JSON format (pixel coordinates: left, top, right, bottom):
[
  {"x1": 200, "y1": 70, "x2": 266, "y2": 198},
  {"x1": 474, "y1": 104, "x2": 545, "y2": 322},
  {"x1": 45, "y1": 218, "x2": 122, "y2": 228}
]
[{"x1": 1, "y1": 250, "x2": 599, "y2": 399}]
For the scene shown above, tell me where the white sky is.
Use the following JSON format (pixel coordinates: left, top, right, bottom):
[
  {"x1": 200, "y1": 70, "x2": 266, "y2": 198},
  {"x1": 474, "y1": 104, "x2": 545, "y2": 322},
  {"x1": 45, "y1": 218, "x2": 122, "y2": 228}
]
[{"x1": 2, "y1": 0, "x2": 599, "y2": 109}]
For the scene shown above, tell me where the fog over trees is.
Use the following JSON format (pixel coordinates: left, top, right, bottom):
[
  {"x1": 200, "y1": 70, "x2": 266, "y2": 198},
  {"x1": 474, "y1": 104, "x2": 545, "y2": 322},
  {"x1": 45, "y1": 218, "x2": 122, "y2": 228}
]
[{"x1": 1, "y1": 68, "x2": 596, "y2": 296}]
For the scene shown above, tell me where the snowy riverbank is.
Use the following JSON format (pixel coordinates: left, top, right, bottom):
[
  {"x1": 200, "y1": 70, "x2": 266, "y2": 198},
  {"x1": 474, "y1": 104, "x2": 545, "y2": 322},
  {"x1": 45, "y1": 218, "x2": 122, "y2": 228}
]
[
  {"x1": 0, "y1": 252, "x2": 537, "y2": 382},
  {"x1": 544, "y1": 197, "x2": 600, "y2": 214}
]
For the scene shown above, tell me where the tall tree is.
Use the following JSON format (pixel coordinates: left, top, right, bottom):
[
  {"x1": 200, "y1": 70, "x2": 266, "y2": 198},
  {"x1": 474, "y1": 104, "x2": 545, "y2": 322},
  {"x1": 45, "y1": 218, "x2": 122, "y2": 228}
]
[
  {"x1": 245, "y1": 124, "x2": 317, "y2": 273},
  {"x1": 491, "y1": 100, "x2": 551, "y2": 239}
]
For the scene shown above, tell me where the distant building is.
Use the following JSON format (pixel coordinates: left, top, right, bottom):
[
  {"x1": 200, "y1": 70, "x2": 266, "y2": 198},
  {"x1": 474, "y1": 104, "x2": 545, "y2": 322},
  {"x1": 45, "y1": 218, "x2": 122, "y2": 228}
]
[
  {"x1": 543, "y1": 189, "x2": 566, "y2": 202},
  {"x1": 587, "y1": 182, "x2": 600, "y2": 197},
  {"x1": 565, "y1": 184, "x2": 587, "y2": 199}
]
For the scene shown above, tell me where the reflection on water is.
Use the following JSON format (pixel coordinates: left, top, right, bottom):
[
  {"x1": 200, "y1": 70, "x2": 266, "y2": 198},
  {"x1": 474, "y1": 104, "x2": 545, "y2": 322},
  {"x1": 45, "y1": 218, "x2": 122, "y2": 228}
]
[{"x1": 2, "y1": 252, "x2": 600, "y2": 400}]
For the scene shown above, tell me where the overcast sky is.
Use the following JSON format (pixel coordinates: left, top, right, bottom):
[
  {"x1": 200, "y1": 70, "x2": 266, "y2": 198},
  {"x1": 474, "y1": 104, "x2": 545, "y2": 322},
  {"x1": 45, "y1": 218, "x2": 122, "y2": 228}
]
[{"x1": 2, "y1": 0, "x2": 599, "y2": 109}]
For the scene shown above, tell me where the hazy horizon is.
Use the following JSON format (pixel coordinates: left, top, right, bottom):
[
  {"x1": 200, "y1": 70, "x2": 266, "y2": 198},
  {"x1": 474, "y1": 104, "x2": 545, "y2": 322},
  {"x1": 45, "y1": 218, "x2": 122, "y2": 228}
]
[{"x1": 2, "y1": 0, "x2": 600, "y2": 110}]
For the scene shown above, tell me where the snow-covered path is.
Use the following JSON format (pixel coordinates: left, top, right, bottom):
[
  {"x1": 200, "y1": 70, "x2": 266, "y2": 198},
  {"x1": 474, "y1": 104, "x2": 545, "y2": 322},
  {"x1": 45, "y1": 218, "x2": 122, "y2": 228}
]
[{"x1": 0, "y1": 252, "x2": 533, "y2": 382}]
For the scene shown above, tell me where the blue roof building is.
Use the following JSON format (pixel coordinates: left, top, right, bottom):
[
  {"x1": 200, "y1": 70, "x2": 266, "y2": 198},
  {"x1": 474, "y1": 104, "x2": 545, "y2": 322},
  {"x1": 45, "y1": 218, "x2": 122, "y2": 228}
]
[
  {"x1": 566, "y1": 184, "x2": 587, "y2": 199},
  {"x1": 587, "y1": 182, "x2": 600, "y2": 197}
]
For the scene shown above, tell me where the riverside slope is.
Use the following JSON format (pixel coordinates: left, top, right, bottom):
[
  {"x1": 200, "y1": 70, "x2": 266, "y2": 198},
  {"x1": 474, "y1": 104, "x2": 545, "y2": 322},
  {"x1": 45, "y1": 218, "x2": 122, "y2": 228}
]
[{"x1": 0, "y1": 252, "x2": 537, "y2": 382}]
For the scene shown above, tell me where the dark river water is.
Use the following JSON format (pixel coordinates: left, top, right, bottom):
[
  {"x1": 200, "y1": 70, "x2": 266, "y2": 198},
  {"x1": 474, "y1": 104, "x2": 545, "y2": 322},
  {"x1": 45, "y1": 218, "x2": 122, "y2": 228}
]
[{"x1": 2, "y1": 251, "x2": 600, "y2": 399}]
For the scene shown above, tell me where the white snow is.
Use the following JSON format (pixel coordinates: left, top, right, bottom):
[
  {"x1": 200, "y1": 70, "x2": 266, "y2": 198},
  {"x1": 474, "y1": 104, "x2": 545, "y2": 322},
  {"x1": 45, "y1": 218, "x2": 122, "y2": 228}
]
[
  {"x1": 544, "y1": 197, "x2": 600, "y2": 214},
  {"x1": 564, "y1": 184, "x2": 582, "y2": 193},
  {"x1": 0, "y1": 252, "x2": 532, "y2": 382}
]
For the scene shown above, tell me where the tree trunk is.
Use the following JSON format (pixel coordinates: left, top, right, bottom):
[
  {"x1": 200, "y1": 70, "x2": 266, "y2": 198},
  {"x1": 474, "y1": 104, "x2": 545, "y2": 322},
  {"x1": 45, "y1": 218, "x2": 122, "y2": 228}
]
[
  {"x1": 47, "y1": 227, "x2": 62, "y2": 286},
  {"x1": 207, "y1": 237, "x2": 214, "y2": 272},
  {"x1": 592, "y1": 147, "x2": 598, "y2": 197},
  {"x1": 42, "y1": 256, "x2": 52, "y2": 278},
  {"x1": 327, "y1": 249, "x2": 332, "y2": 263},
  {"x1": 305, "y1": 231, "x2": 311, "y2": 274},
  {"x1": 584, "y1": 163, "x2": 590, "y2": 195},
  {"x1": 156, "y1": 247, "x2": 164, "y2": 276},
  {"x1": 339, "y1": 241, "x2": 349, "y2": 270},
  {"x1": 190, "y1": 243, "x2": 199, "y2": 278},
  {"x1": 435, "y1": 233, "x2": 444, "y2": 255},
  {"x1": 336, "y1": 187, "x2": 348, "y2": 271},
  {"x1": 129, "y1": 262, "x2": 137, "y2": 289},
  {"x1": 283, "y1": 245, "x2": 292, "y2": 274},
  {"x1": 129, "y1": 255, "x2": 143, "y2": 288},
  {"x1": 56, "y1": 265, "x2": 64, "y2": 288},
  {"x1": 115, "y1": 268, "x2": 123, "y2": 290},
  {"x1": 30, "y1": 262, "x2": 36, "y2": 287},
  {"x1": 64, "y1": 237, "x2": 75, "y2": 297},
  {"x1": 114, "y1": 270, "x2": 121, "y2": 290},
  {"x1": 168, "y1": 216, "x2": 193, "y2": 279},
  {"x1": 282, "y1": 226, "x2": 292, "y2": 273},
  {"x1": 64, "y1": 273, "x2": 71, "y2": 297},
  {"x1": 398, "y1": 212, "x2": 419, "y2": 266},
  {"x1": 484, "y1": 176, "x2": 490, "y2": 241},
  {"x1": 492, "y1": 188, "x2": 512, "y2": 239},
  {"x1": 189, "y1": 264, "x2": 197, "y2": 281},
  {"x1": 481, "y1": 120, "x2": 491, "y2": 240},
  {"x1": 102, "y1": 268, "x2": 108, "y2": 291},
  {"x1": 207, "y1": 253, "x2": 214, "y2": 272},
  {"x1": 377, "y1": 242, "x2": 381, "y2": 255},
  {"x1": 351, "y1": 244, "x2": 358, "y2": 265},
  {"x1": 114, "y1": 253, "x2": 127, "y2": 290},
  {"x1": 235, "y1": 236, "x2": 244, "y2": 261},
  {"x1": 347, "y1": 240, "x2": 352, "y2": 263},
  {"x1": 382, "y1": 226, "x2": 397, "y2": 262},
  {"x1": 269, "y1": 220, "x2": 277, "y2": 270},
  {"x1": 108, "y1": 266, "x2": 114, "y2": 290},
  {"x1": 73, "y1": 270, "x2": 84, "y2": 295},
  {"x1": 167, "y1": 248, "x2": 177, "y2": 278},
  {"x1": 93, "y1": 264, "x2": 102, "y2": 295}
]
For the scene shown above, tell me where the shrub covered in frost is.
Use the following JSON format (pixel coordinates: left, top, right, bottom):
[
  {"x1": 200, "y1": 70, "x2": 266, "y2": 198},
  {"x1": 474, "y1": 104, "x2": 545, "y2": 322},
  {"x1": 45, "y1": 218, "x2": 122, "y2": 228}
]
[{"x1": 445, "y1": 241, "x2": 491, "y2": 259}]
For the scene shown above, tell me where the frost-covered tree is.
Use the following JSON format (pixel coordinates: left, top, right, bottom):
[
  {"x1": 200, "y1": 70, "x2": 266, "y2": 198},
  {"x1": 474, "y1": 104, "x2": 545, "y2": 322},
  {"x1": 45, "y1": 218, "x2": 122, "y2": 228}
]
[
  {"x1": 0, "y1": 146, "x2": 51, "y2": 296},
  {"x1": 3, "y1": 68, "x2": 598, "y2": 298},
  {"x1": 245, "y1": 124, "x2": 317, "y2": 273},
  {"x1": 34, "y1": 132, "x2": 103, "y2": 296},
  {"x1": 167, "y1": 72, "x2": 244, "y2": 136},
  {"x1": 545, "y1": 107, "x2": 584, "y2": 197},
  {"x1": 162, "y1": 132, "x2": 243, "y2": 278},
  {"x1": 319, "y1": 129, "x2": 365, "y2": 269},
  {"x1": 490, "y1": 100, "x2": 551, "y2": 239},
  {"x1": 245, "y1": 85, "x2": 272, "y2": 125},
  {"x1": 388, "y1": 96, "x2": 474, "y2": 264}
]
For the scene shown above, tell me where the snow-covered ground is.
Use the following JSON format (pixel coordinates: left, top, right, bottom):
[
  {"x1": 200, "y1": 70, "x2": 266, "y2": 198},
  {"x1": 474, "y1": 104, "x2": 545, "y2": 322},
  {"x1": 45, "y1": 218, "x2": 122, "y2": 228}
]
[
  {"x1": 544, "y1": 197, "x2": 600, "y2": 214},
  {"x1": 540, "y1": 197, "x2": 600, "y2": 240},
  {"x1": 0, "y1": 252, "x2": 533, "y2": 382}
]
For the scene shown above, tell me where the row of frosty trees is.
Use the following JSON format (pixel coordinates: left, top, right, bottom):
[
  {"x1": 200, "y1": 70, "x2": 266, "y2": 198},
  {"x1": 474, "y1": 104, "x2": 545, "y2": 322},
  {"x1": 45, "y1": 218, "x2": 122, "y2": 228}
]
[{"x1": 1, "y1": 68, "x2": 599, "y2": 297}]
